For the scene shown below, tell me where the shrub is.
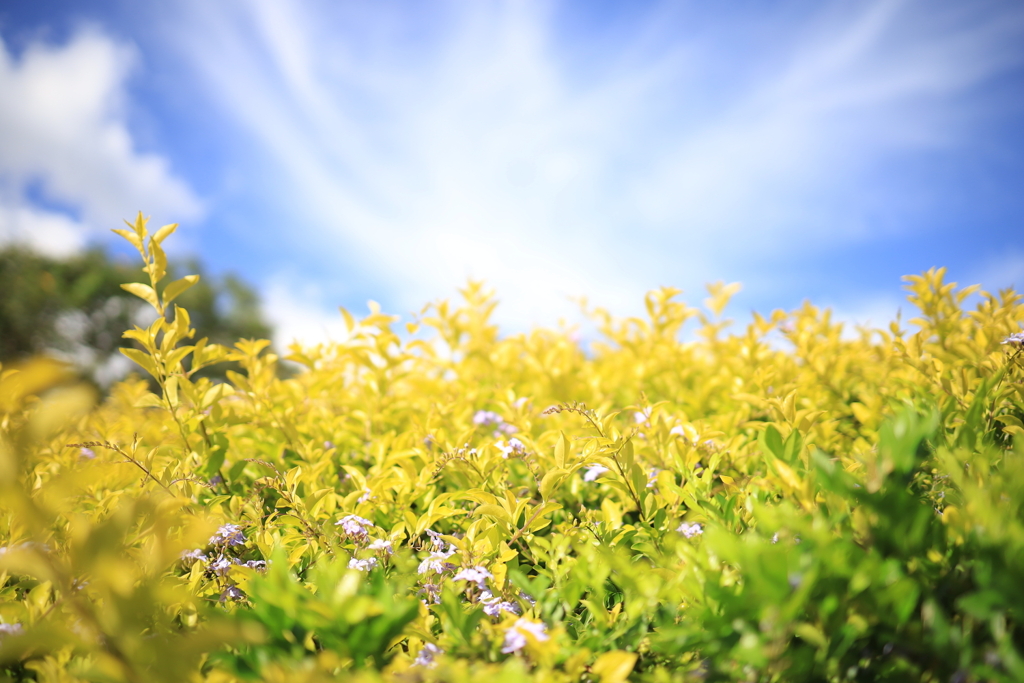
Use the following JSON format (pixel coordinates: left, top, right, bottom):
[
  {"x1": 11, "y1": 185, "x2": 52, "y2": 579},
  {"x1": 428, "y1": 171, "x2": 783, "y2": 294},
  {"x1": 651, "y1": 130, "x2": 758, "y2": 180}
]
[{"x1": 2, "y1": 214, "x2": 1024, "y2": 682}]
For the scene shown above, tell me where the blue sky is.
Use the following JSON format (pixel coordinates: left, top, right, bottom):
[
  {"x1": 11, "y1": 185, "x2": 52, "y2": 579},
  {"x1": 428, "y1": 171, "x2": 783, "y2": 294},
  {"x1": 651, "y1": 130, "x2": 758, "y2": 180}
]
[{"x1": 2, "y1": 0, "x2": 1023, "y2": 346}]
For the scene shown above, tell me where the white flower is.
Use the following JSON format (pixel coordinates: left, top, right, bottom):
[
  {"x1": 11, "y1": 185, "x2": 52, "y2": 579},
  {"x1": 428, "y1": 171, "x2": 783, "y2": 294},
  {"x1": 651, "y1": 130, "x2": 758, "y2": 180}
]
[
  {"x1": 335, "y1": 514, "x2": 374, "y2": 540},
  {"x1": 79, "y1": 447, "x2": 95, "y2": 459},
  {"x1": 357, "y1": 488, "x2": 373, "y2": 503},
  {"x1": 369, "y1": 539, "x2": 394, "y2": 554},
  {"x1": 634, "y1": 408, "x2": 651, "y2": 424},
  {"x1": 771, "y1": 533, "x2": 780, "y2": 544},
  {"x1": 418, "y1": 550, "x2": 456, "y2": 575},
  {"x1": 209, "y1": 556, "x2": 235, "y2": 576},
  {"x1": 1001, "y1": 332, "x2": 1024, "y2": 346},
  {"x1": 413, "y1": 643, "x2": 443, "y2": 668},
  {"x1": 452, "y1": 565, "x2": 492, "y2": 589},
  {"x1": 180, "y1": 548, "x2": 208, "y2": 562},
  {"x1": 670, "y1": 425, "x2": 686, "y2": 437},
  {"x1": 348, "y1": 557, "x2": 378, "y2": 571},
  {"x1": 677, "y1": 522, "x2": 703, "y2": 538},
  {"x1": 480, "y1": 590, "x2": 521, "y2": 617},
  {"x1": 501, "y1": 618, "x2": 549, "y2": 654},
  {"x1": 497, "y1": 437, "x2": 526, "y2": 458},
  {"x1": 583, "y1": 464, "x2": 610, "y2": 482},
  {"x1": 209, "y1": 524, "x2": 245, "y2": 547},
  {"x1": 244, "y1": 560, "x2": 267, "y2": 571}
]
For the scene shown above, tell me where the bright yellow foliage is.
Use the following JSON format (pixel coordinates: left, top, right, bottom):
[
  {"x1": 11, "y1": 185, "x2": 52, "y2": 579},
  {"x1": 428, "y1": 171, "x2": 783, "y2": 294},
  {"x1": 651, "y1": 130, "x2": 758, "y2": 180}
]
[{"x1": 3, "y1": 214, "x2": 1024, "y2": 682}]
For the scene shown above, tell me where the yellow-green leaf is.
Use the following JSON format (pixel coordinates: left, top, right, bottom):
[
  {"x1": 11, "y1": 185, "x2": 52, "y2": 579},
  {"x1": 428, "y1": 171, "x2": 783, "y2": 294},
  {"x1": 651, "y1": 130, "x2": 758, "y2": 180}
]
[
  {"x1": 119, "y1": 348, "x2": 159, "y2": 378},
  {"x1": 592, "y1": 650, "x2": 638, "y2": 683},
  {"x1": 120, "y1": 282, "x2": 159, "y2": 309},
  {"x1": 163, "y1": 275, "x2": 200, "y2": 307},
  {"x1": 152, "y1": 223, "x2": 178, "y2": 244}
]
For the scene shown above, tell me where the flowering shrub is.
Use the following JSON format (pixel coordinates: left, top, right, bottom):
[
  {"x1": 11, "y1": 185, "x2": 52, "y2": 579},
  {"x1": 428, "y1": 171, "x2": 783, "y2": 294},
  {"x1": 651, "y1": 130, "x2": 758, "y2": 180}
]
[{"x1": 3, "y1": 214, "x2": 1024, "y2": 682}]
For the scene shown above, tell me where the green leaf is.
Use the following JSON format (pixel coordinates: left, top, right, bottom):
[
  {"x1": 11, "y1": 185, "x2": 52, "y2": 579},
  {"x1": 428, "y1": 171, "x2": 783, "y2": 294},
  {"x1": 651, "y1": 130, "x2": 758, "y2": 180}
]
[
  {"x1": 555, "y1": 431, "x2": 570, "y2": 469},
  {"x1": 759, "y1": 424, "x2": 784, "y2": 461}
]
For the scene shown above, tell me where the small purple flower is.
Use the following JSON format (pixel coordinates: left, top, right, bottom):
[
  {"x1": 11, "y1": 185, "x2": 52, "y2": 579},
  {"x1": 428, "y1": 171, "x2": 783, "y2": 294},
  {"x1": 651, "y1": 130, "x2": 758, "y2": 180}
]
[
  {"x1": 634, "y1": 408, "x2": 651, "y2": 424},
  {"x1": 209, "y1": 524, "x2": 245, "y2": 547},
  {"x1": 480, "y1": 590, "x2": 521, "y2": 617},
  {"x1": 497, "y1": 422, "x2": 519, "y2": 436},
  {"x1": 677, "y1": 522, "x2": 703, "y2": 538},
  {"x1": 419, "y1": 583, "x2": 442, "y2": 605},
  {"x1": 583, "y1": 464, "x2": 610, "y2": 482},
  {"x1": 473, "y1": 410, "x2": 504, "y2": 427},
  {"x1": 357, "y1": 488, "x2": 373, "y2": 504},
  {"x1": 323, "y1": 441, "x2": 334, "y2": 450},
  {"x1": 79, "y1": 447, "x2": 95, "y2": 459},
  {"x1": 502, "y1": 618, "x2": 549, "y2": 654},
  {"x1": 413, "y1": 643, "x2": 443, "y2": 667},
  {"x1": 243, "y1": 560, "x2": 267, "y2": 571},
  {"x1": 221, "y1": 586, "x2": 245, "y2": 601}
]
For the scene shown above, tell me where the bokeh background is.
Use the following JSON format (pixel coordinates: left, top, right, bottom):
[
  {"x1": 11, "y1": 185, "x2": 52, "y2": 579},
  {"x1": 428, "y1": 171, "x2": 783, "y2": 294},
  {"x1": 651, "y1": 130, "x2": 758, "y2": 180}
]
[{"x1": 2, "y1": 0, "x2": 1024, "y2": 364}]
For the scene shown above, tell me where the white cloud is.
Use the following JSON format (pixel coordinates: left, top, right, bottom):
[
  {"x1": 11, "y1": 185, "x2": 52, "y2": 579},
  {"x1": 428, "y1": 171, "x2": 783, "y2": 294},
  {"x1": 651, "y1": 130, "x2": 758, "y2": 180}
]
[
  {"x1": 0, "y1": 201, "x2": 87, "y2": 257},
  {"x1": 0, "y1": 28, "x2": 201, "y2": 254},
  {"x1": 263, "y1": 277, "x2": 351, "y2": 350},
  {"x1": 167, "y1": 0, "x2": 1024, "y2": 338}
]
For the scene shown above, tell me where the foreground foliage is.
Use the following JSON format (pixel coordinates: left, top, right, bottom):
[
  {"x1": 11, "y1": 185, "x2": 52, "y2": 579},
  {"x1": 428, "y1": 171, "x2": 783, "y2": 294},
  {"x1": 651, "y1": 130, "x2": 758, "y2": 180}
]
[{"x1": 3, "y1": 214, "x2": 1024, "y2": 682}]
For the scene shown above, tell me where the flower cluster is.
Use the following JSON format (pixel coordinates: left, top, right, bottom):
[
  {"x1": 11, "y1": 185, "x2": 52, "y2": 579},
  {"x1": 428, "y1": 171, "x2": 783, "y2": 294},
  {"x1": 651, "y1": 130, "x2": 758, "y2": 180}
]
[
  {"x1": 480, "y1": 590, "x2": 521, "y2": 617},
  {"x1": 473, "y1": 410, "x2": 519, "y2": 437},
  {"x1": 413, "y1": 643, "x2": 443, "y2": 668},
  {"x1": 502, "y1": 618, "x2": 549, "y2": 654},
  {"x1": 1002, "y1": 331, "x2": 1024, "y2": 346},
  {"x1": 452, "y1": 565, "x2": 492, "y2": 590},
  {"x1": 497, "y1": 437, "x2": 526, "y2": 458},
  {"x1": 209, "y1": 523, "x2": 245, "y2": 547},
  {"x1": 418, "y1": 533, "x2": 458, "y2": 575},
  {"x1": 677, "y1": 522, "x2": 703, "y2": 538},
  {"x1": 335, "y1": 514, "x2": 374, "y2": 541}
]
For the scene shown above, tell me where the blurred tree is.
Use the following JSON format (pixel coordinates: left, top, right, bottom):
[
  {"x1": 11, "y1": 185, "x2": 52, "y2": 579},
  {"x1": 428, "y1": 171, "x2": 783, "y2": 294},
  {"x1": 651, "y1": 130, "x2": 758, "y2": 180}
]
[{"x1": 0, "y1": 245, "x2": 273, "y2": 386}]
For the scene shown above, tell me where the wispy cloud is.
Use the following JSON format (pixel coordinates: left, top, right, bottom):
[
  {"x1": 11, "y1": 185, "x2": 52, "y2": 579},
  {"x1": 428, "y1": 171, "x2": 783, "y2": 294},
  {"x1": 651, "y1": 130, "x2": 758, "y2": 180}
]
[
  {"x1": 165, "y1": 0, "x2": 1023, "y2": 338},
  {"x1": 0, "y1": 28, "x2": 202, "y2": 255}
]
